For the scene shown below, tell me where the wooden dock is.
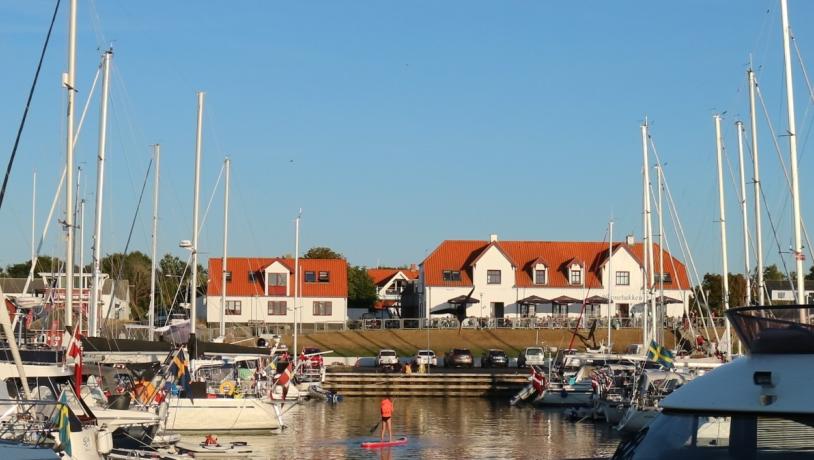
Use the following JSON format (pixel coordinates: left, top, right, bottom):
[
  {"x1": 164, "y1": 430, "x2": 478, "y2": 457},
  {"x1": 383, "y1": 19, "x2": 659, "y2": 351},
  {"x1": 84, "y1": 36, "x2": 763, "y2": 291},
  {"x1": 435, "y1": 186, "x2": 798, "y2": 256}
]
[{"x1": 323, "y1": 371, "x2": 529, "y2": 397}]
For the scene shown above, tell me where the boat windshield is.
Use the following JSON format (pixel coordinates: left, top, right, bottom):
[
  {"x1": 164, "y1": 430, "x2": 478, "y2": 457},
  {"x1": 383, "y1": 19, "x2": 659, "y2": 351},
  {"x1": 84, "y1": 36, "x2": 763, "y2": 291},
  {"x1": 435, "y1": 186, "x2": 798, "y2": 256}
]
[
  {"x1": 623, "y1": 412, "x2": 814, "y2": 459},
  {"x1": 728, "y1": 305, "x2": 814, "y2": 354}
]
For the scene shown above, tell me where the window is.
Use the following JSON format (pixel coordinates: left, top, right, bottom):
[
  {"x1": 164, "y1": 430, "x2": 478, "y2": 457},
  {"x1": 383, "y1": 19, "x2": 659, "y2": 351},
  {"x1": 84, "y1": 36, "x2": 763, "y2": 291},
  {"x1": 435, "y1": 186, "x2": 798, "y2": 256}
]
[
  {"x1": 534, "y1": 269, "x2": 547, "y2": 285},
  {"x1": 487, "y1": 270, "x2": 501, "y2": 284},
  {"x1": 570, "y1": 269, "x2": 582, "y2": 285},
  {"x1": 248, "y1": 271, "x2": 259, "y2": 283},
  {"x1": 267, "y1": 273, "x2": 287, "y2": 287},
  {"x1": 304, "y1": 271, "x2": 316, "y2": 283},
  {"x1": 616, "y1": 271, "x2": 630, "y2": 286},
  {"x1": 313, "y1": 301, "x2": 332, "y2": 316},
  {"x1": 224, "y1": 271, "x2": 232, "y2": 282},
  {"x1": 655, "y1": 272, "x2": 672, "y2": 283},
  {"x1": 318, "y1": 271, "x2": 330, "y2": 283},
  {"x1": 442, "y1": 270, "x2": 461, "y2": 282},
  {"x1": 225, "y1": 300, "x2": 242, "y2": 315},
  {"x1": 267, "y1": 300, "x2": 286, "y2": 316}
]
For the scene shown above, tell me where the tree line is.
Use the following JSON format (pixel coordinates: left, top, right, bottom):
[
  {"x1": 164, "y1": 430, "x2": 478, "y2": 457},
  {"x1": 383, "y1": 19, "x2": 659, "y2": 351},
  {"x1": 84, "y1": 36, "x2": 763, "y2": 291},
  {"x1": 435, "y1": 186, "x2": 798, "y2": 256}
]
[{"x1": 693, "y1": 264, "x2": 814, "y2": 314}]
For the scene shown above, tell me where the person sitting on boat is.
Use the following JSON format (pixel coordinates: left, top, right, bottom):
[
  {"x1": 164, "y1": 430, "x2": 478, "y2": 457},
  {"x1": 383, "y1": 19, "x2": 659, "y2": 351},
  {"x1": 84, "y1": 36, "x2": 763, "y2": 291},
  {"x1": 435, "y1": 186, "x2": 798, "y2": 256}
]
[
  {"x1": 380, "y1": 397, "x2": 393, "y2": 442},
  {"x1": 205, "y1": 434, "x2": 219, "y2": 446}
]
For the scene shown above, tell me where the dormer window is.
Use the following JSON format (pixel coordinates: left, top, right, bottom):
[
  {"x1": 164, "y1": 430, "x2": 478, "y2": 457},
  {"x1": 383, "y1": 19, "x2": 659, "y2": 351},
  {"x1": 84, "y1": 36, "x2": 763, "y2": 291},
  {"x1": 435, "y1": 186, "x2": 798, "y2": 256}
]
[
  {"x1": 442, "y1": 270, "x2": 461, "y2": 282},
  {"x1": 570, "y1": 268, "x2": 582, "y2": 285},
  {"x1": 655, "y1": 272, "x2": 672, "y2": 283},
  {"x1": 534, "y1": 268, "x2": 547, "y2": 285}
]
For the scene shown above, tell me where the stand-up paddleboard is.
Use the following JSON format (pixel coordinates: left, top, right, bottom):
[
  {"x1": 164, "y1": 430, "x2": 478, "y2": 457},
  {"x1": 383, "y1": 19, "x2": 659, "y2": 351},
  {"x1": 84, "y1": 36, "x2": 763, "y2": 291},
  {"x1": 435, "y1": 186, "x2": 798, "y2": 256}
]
[{"x1": 361, "y1": 437, "x2": 408, "y2": 448}]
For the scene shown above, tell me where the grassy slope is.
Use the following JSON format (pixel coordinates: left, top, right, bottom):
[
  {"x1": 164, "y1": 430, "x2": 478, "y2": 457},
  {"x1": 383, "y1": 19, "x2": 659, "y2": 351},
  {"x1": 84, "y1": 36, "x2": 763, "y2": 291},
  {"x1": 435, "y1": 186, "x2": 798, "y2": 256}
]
[{"x1": 278, "y1": 328, "x2": 681, "y2": 357}]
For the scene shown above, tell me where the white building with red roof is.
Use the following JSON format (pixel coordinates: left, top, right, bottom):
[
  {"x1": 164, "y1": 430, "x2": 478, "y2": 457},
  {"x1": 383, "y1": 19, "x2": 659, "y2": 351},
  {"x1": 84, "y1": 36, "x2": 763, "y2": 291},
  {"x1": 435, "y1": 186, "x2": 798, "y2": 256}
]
[
  {"x1": 367, "y1": 266, "x2": 419, "y2": 310},
  {"x1": 419, "y1": 235, "x2": 692, "y2": 321},
  {"x1": 206, "y1": 257, "x2": 348, "y2": 325}
]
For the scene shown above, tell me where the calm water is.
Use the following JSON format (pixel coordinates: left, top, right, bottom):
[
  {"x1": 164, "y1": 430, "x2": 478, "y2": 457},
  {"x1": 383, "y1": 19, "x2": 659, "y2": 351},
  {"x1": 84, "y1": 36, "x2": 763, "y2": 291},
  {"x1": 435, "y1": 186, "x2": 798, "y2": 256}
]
[{"x1": 201, "y1": 398, "x2": 623, "y2": 459}]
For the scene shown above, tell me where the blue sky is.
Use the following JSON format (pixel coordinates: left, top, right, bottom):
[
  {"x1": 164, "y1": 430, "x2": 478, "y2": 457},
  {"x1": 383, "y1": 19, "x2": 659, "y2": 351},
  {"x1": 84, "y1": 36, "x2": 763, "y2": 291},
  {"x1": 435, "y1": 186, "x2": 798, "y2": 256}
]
[{"x1": 0, "y1": 1, "x2": 813, "y2": 281}]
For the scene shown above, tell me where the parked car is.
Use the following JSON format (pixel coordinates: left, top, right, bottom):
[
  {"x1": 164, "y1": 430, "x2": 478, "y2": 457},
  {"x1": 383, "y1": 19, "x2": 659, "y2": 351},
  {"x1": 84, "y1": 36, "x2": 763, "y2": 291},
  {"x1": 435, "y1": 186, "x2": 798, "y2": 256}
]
[
  {"x1": 518, "y1": 346, "x2": 545, "y2": 368},
  {"x1": 444, "y1": 348, "x2": 474, "y2": 368},
  {"x1": 412, "y1": 349, "x2": 437, "y2": 367},
  {"x1": 301, "y1": 347, "x2": 324, "y2": 368},
  {"x1": 481, "y1": 349, "x2": 508, "y2": 368},
  {"x1": 377, "y1": 349, "x2": 399, "y2": 371}
]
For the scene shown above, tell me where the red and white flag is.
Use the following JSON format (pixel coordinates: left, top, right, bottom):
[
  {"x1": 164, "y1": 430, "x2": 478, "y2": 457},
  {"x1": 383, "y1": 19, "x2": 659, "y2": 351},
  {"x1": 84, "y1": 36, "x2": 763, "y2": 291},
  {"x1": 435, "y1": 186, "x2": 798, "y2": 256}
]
[{"x1": 531, "y1": 367, "x2": 546, "y2": 394}]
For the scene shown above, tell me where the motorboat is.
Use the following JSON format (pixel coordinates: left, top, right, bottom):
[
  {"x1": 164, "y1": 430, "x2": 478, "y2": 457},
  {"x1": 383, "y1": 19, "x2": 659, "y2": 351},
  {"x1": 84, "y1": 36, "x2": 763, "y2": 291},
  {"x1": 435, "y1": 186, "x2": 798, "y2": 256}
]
[{"x1": 614, "y1": 304, "x2": 814, "y2": 459}]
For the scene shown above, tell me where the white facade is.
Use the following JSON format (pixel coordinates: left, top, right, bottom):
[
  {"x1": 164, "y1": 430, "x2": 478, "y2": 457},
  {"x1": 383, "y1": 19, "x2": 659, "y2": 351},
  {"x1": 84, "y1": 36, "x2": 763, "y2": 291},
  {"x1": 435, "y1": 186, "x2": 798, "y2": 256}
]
[
  {"x1": 205, "y1": 296, "x2": 348, "y2": 324},
  {"x1": 422, "y1": 245, "x2": 690, "y2": 320}
]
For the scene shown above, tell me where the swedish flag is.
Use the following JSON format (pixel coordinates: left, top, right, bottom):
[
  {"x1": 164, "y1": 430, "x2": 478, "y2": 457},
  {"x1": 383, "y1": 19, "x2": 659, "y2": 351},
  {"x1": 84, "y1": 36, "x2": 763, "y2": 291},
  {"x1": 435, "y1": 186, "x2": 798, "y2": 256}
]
[
  {"x1": 53, "y1": 392, "x2": 72, "y2": 456},
  {"x1": 647, "y1": 340, "x2": 675, "y2": 368},
  {"x1": 169, "y1": 349, "x2": 193, "y2": 399}
]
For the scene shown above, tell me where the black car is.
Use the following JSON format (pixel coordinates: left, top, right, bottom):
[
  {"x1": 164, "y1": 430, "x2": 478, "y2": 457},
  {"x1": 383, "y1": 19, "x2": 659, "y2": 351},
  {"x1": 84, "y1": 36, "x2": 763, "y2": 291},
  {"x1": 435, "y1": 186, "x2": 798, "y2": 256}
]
[{"x1": 481, "y1": 349, "x2": 508, "y2": 368}]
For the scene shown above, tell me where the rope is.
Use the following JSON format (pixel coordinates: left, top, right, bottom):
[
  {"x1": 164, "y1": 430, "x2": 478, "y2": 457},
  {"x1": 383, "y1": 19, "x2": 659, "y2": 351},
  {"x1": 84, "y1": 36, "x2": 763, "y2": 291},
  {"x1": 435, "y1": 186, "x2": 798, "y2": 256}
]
[{"x1": 0, "y1": 0, "x2": 61, "y2": 211}]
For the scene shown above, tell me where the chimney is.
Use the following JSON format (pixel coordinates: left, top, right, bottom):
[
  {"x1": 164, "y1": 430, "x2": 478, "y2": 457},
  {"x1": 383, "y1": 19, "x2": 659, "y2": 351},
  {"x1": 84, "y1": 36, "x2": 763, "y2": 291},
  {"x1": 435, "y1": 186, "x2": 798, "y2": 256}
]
[
  {"x1": 625, "y1": 234, "x2": 635, "y2": 245},
  {"x1": 490, "y1": 234, "x2": 498, "y2": 242},
  {"x1": 409, "y1": 263, "x2": 417, "y2": 271}
]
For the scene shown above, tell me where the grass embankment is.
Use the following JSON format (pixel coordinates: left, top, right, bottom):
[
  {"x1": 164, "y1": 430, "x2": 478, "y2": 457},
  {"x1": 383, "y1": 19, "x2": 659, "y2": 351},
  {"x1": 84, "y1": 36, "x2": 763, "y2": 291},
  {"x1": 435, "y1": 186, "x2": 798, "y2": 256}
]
[{"x1": 278, "y1": 328, "x2": 678, "y2": 357}]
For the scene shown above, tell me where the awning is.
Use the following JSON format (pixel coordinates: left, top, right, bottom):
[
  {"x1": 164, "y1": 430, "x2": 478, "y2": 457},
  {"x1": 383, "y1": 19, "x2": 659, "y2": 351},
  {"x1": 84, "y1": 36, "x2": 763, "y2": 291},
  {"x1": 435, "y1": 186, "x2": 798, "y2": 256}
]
[
  {"x1": 551, "y1": 295, "x2": 580, "y2": 305},
  {"x1": 584, "y1": 295, "x2": 609, "y2": 305},
  {"x1": 446, "y1": 295, "x2": 480, "y2": 305},
  {"x1": 517, "y1": 295, "x2": 551, "y2": 305},
  {"x1": 655, "y1": 295, "x2": 683, "y2": 304}
]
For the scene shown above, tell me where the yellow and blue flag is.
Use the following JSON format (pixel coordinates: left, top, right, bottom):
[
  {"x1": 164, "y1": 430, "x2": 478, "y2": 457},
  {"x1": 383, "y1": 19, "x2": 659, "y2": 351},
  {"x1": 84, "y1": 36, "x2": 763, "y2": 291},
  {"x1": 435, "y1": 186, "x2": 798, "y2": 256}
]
[
  {"x1": 53, "y1": 392, "x2": 72, "y2": 456},
  {"x1": 647, "y1": 340, "x2": 675, "y2": 368},
  {"x1": 169, "y1": 349, "x2": 193, "y2": 400}
]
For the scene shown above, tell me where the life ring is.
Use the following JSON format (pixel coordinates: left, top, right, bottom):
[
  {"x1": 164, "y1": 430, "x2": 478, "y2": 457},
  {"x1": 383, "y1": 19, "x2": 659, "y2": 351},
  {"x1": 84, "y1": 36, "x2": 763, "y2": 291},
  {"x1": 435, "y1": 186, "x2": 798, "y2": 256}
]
[{"x1": 219, "y1": 381, "x2": 236, "y2": 396}]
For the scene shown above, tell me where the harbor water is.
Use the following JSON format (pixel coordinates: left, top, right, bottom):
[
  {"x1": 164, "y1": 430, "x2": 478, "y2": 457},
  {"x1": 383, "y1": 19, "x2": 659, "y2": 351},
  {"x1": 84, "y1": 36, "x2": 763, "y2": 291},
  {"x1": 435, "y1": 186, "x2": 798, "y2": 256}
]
[{"x1": 204, "y1": 397, "x2": 623, "y2": 459}]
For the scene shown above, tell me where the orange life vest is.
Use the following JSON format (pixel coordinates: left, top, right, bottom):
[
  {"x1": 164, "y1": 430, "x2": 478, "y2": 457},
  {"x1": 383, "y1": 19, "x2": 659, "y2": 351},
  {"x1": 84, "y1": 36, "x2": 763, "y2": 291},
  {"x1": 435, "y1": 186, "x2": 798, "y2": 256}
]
[{"x1": 381, "y1": 399, "x2": 393, "y2": 418}]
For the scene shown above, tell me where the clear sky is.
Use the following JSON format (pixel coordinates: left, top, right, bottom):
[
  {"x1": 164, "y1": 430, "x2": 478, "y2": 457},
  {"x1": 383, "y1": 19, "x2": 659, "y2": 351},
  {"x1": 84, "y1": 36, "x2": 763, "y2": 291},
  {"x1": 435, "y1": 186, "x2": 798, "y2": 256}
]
[{"x1": 0, "y1": 1, "x2": 812, "y2": 282}]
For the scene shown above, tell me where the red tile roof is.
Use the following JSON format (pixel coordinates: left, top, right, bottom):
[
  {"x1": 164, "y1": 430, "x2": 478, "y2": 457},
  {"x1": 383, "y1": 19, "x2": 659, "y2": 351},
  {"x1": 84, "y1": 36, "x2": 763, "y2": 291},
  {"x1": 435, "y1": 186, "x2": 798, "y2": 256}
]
[
  {"x1": 422, "y1": 240, "x2": 690, "y2": 289},
  {"x1": 208, "y1": 257, "x2": 348, "y2": 297},
  {"x1": 367, "y1": 268, "x2": 419, "y2": 287}
]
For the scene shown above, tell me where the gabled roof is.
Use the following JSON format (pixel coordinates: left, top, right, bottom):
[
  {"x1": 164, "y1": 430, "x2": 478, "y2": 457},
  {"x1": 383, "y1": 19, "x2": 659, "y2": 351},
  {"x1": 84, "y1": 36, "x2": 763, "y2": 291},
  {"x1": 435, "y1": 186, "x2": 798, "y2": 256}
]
[
  {"x1": 208, "y1": 257, "x2": 348, "y2": 297},
  {"x1": 367, "y1": 268, "x2": 419, "y2": 287},
  {"x1": 468, "y1": 241, "x2": 516, "y2": 268},
  {"x1": 422, "y1": 240, "x2": 691, "y2": 289}
]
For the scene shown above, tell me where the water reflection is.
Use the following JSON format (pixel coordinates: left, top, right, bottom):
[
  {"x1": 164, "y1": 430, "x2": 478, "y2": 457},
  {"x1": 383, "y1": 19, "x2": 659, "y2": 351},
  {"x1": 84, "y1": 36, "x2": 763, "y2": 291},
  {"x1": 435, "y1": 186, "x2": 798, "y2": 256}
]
[{"x1": 205, "y1": 398, "x2": 621, "y2": 459}]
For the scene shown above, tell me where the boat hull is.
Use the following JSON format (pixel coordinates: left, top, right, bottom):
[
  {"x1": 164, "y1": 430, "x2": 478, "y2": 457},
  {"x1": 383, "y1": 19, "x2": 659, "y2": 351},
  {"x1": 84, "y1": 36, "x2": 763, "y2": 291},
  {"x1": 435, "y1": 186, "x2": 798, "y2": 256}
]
[{"x1": 164, "y1": 397, "x2": 280, "y2": 432}]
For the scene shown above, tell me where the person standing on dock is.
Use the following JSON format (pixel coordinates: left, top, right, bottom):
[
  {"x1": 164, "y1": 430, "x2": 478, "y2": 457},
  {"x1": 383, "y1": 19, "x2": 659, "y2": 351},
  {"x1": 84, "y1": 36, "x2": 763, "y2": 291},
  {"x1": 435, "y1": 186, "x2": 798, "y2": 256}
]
[{"x1": 380, "y1": 396, "x2": 393, "y2": 442}]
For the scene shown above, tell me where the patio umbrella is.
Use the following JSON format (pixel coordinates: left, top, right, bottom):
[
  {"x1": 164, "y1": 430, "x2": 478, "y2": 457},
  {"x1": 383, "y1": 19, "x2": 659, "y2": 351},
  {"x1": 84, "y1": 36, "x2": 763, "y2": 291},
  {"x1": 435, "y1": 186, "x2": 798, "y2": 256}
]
[
  {"x1": 551, "y1": 295, "x2": 580, "y2": 316},
  {"x1": 654, "y1": 295, "x2": 682, "y2": 304},
  {"x1": 446, "y1": 295, "x2": 480, "y2": 305},
  {"x1": 517, "y1": 295, "x2": 551, "y2": 316},
  {"x1": 584, "y1": 295, "x2": 609, "y2": 304}
]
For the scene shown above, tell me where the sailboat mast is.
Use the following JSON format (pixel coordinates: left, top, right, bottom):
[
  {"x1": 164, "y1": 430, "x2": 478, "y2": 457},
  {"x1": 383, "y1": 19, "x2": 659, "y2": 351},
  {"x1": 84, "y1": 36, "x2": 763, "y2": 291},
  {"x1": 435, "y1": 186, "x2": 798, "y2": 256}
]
[
  {"x1": 220, "y1": 157, "x2": 230, "y2": 339},
  {"x1": 714, "y1": 115, "x2": 732, "y2": 359},
  {"x1": 640, "y1": 122, "x2": 650, "y2": 348},
  {"x1": 607, "y1": 219, "x2": 613, "y2": 351},
  {"x1": 780, "y1": 0, "x2": 806, "y2": 310},
  {"x1": 89, "y1": 49, "x2": 112, "y2": 338},
  {"x1": 747, "y1": 69, "x2": 765, "y2": 305},
  {"x1": 746, "y1": 67, "x2": 766, "y2": 305},
  {"x1": 656, "y1": 164, "x2": 665, "y2": 345},
  {"x1": 148, "y1": 144, "x2": 160, "y2": 341},
  {"x1": 736, "y1": 121, "x2": 752, "y2": 306},
  {"x1": 64, "y1": 0, "x2": 77, "y2": 329},
  {"x1": 31, "y1": 171, "x2": 36, "y2": 276},
  {"x1": 78, "y1": 199, "x2": 84, "y2": 333},
  {"x1": 191, "y1": 92, "x2": 204, "y2": 345},
  {"x1": 294, "y1": 212, "x2": 301, "y2": 361}
]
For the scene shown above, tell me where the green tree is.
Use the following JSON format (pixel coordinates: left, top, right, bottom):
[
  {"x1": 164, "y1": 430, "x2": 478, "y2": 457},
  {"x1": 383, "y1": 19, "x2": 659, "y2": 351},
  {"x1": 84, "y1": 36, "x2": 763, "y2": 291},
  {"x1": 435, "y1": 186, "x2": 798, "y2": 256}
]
[
  {"x1": 806, "y1": 265, "x2": 814, "y2": 281},
  {"x1": 156, "y1": 253, "x2": 206, "y2": 313},
  {"x1": 348, "y1": 265, "x2": 377, "y2": 309},
  {"x1": 696, "y1": 272, "x2": 749, "y2": 315},
  {"x1": 5, "y1": 256, "x2": 64, "y2": 278},
  {"x1": 303, "y1": 247, "x2": 344, "y2": 260},
  {"x1": 100, "y1": 252, "x2": 153, "y2": 320},
  {"x1": 764, "y1": 264, "x2": 786, "y2": 282}
]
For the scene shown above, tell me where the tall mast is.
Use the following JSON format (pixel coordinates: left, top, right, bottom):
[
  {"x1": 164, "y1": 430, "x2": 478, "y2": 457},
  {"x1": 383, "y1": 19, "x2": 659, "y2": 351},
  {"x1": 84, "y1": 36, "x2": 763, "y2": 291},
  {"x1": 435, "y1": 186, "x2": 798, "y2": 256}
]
[
  {"x1": 78, "y1": 199, "x2": 84, "y2": 333},
  {"x1": 736, "y1": 121, "x2": 752, "y2": 307},
  {"x1": 748, "y1": 69, "x2": 765, "y2": 305},
  {"x1": 656, "y1": 164, "x2": 665, "y2": 345},
  {"x1": 191, "y1": 92, "x2": 204, "y2": 345},
  {"x1": 640, "y1": 122, "x2": 650, "y2": 348},
  {"x1": 30, "y1": 171, "x2": 36, "y2": 279},
  {"x1": 780, "y1": 0, "x2": 806, "y2": 310},
  {"x1": 294, "y1": 211, "x2": 301, "y2": 360},
  {"x1": 607, "y1": 219, "x2": 613, "y2": 352},
  {"x1": 64, "y1": 0, "x2": 77, "y2": 329},
  {"x1": 148, "y1": 144, "x2": 160, "y2": 341},
  {"x1": 89, "y1": 49, "x2": 112, "y2": 337},
  {"x1": 220, "y1": 157, "x2": 230, "y2": 339},
  {"x1": 714, "y1": 115, "x2": 732, "y2": 359}
]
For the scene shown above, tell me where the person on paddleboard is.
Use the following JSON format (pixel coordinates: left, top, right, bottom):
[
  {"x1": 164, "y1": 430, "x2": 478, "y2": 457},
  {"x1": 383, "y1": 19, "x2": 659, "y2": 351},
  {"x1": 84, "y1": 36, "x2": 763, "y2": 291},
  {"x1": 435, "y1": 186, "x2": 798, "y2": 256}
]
[{"x1": 380, "y1": 396, "x2": 393, "y2": 442}]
